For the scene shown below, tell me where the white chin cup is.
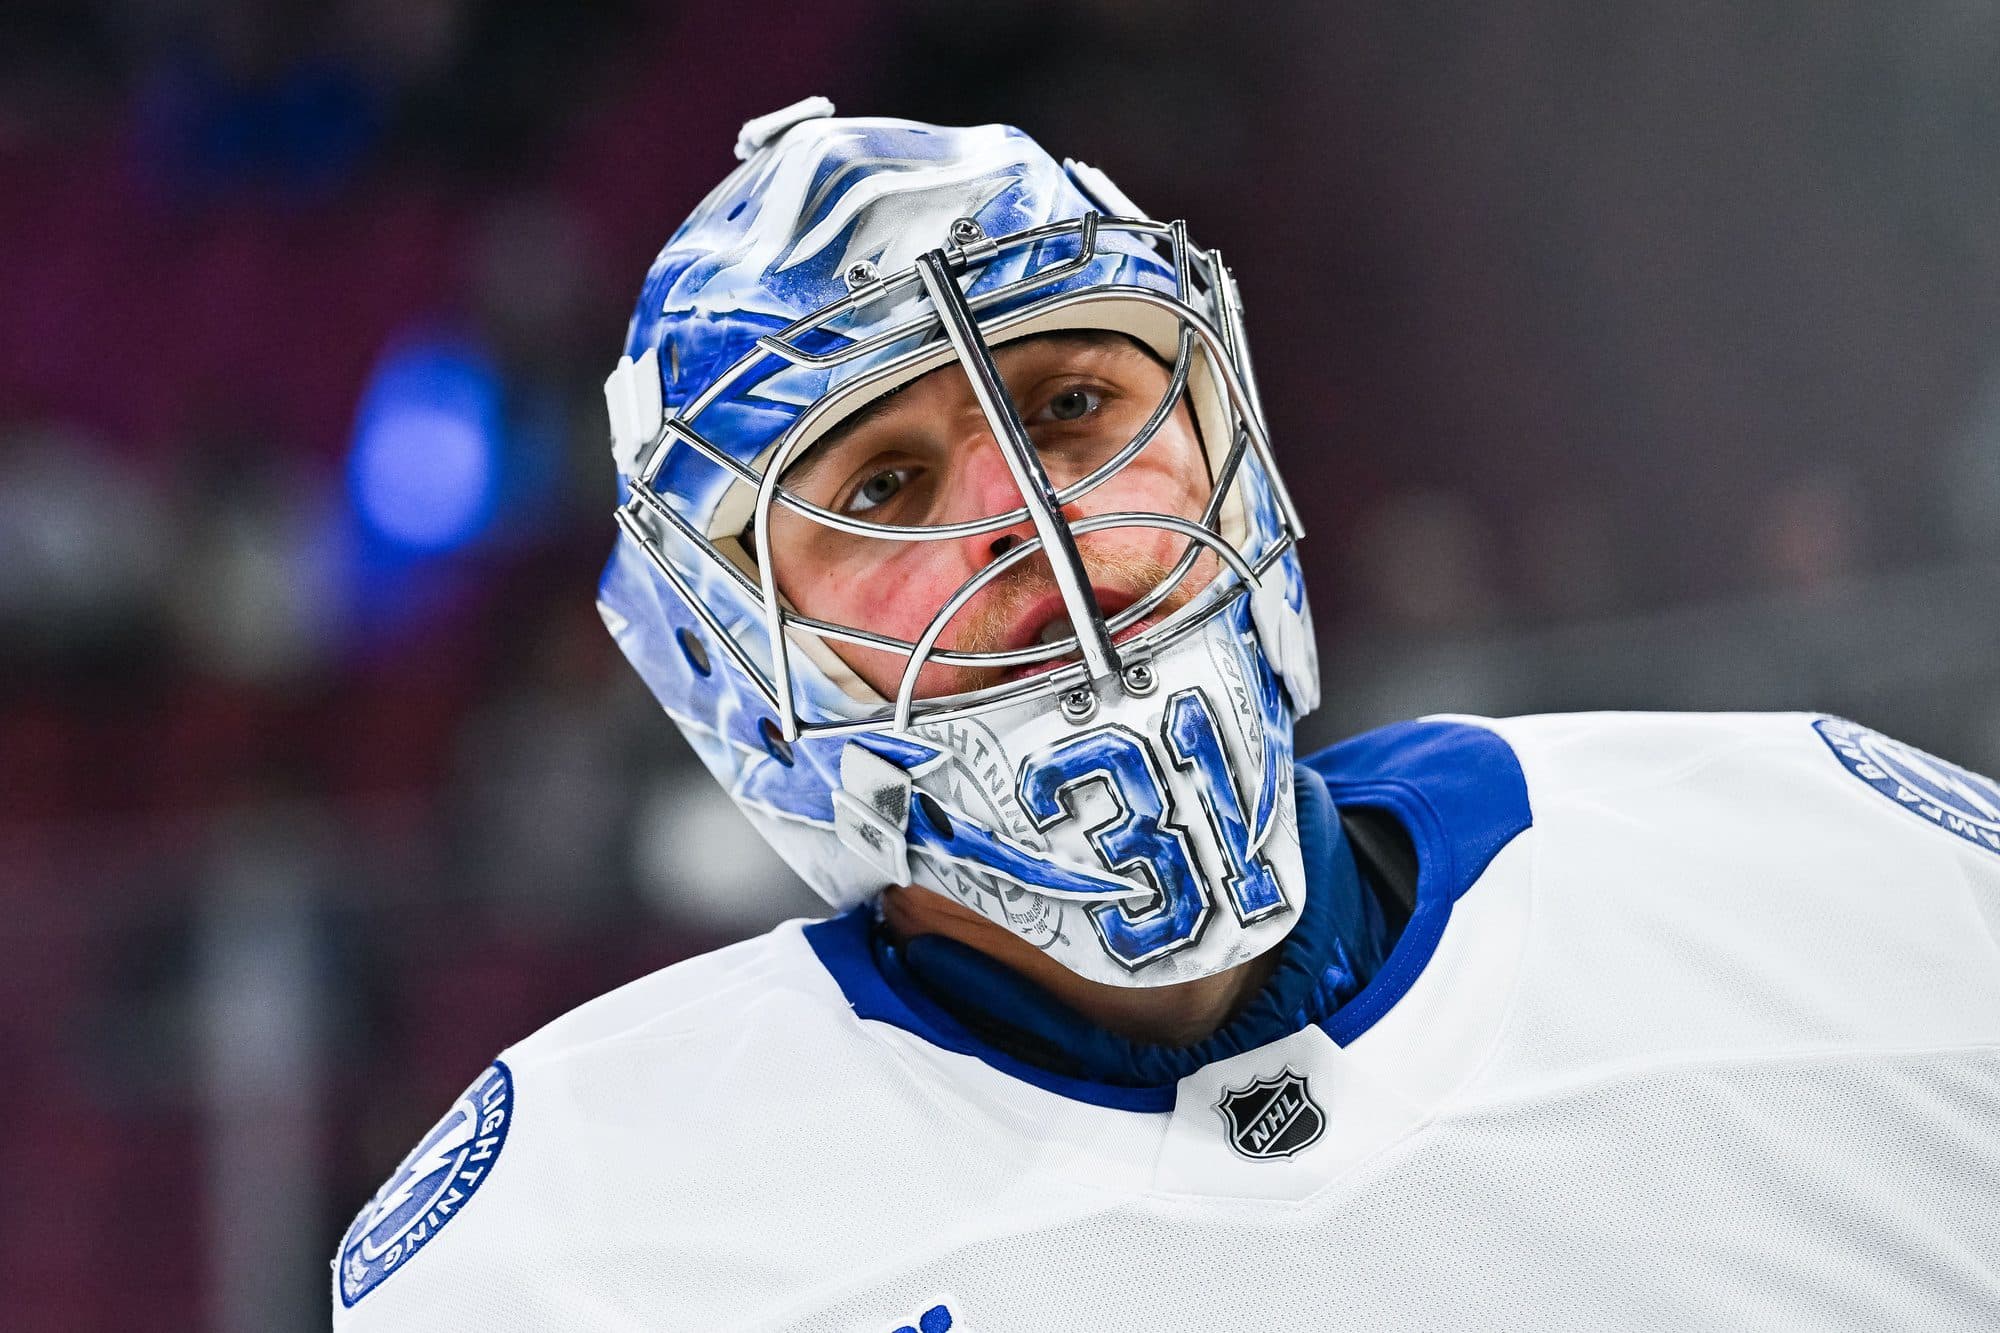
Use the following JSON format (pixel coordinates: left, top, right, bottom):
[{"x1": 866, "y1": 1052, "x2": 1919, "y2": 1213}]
[{"x1": 883, "y1": 609, "x2": 1305, "y2": 990}]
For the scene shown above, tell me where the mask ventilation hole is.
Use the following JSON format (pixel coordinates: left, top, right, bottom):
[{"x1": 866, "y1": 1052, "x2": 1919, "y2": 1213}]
[
  {"x1": 758, "y1": 718, "x2": 795, "y2": 766},
  {"x1": 915, "y1": 791, "x2": 952, "y2": 840},
  {"x1": 675, "y1": 627, "x2": 712, "y2": 676}
]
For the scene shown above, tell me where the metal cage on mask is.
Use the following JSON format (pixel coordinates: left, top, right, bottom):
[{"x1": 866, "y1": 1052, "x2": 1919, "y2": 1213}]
[{"x1": 610, "y1": 210, "x2": 1306, "y2": 744}]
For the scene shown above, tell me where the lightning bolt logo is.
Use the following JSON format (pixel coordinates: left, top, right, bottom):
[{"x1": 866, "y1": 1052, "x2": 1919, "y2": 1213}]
[
  {"x1": 357, "y1": 1091, "x2": 477, "y2": 1257},
  {"x1": 337, "y1": 1062, "x2": 514, "y2": 1306}
]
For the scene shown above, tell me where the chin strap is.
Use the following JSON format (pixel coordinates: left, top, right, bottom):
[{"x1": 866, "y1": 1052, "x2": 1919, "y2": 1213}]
[{"x1": 834, "y1": 742, "x2": 1149, "y2": 904}]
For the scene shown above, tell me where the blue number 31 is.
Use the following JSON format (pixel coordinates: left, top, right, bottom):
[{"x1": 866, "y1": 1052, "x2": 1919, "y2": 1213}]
[{"x1": 1018, "y1": 689, "x2": 1286, "y2": 969}]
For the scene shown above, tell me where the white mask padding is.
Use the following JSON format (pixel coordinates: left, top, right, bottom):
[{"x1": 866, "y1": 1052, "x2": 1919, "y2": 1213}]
[
  {"x1": 734, "y1": 95, "x2": 837, "y2": 161},
  {"x1": 832, "y1": 741, "x2": 912, "y2": 883},
  {"x1": 1063, "y1": 159, "x2": 1152, "y2": 222},
  {"x1": 604, "y1": 347, "x2": 663, "y2": 477},
  {"x1": 700, "y1": 290, "x2": 1272, "y2": 722},
  {"x1": 1252, "y1": 576, "x2": 1320, "y2": 716}
]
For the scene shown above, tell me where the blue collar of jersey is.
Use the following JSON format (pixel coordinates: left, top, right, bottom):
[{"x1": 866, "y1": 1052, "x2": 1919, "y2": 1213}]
[
  {"x1": 867, "y1": 764, "x2": 1393, "y2": 1090},
  {"x1": 803, "y1": 719, "x2": 1534, "y2": 1112}
]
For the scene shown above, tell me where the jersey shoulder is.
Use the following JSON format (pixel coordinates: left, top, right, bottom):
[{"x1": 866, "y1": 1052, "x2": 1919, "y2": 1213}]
[
  {"x1": 1317, "y1": 708, "x2": 2000, "y2": 839},
  {"x1": 1468, "y1": 709, "x2": 2000, "y2": 857},
  {"x1": 1303, "y1": 708, "x2": 1818, "y2": 801},
  {"x1": 1393, "y1": 710, "x2": 2000, "y2": 1094},
  {"x1": 333, "y1": 918, "x2": 866, "y2": 1328},
  {"x1": 333, "y1": 908, "x2": 1128, "y2": 1329},
  {"x1": 1469, "y1": 708, "x2": 1834, "y2": 788},
  {"x1": 500, "y1": 914, "x2": 838, "y2": 1072},
  {"x1": 1298, "y1": 710, "x2": 1849, "y2": 882},
  {"x1": 1308, "y1": 707, "x2": 2000, "y2": 1015}
]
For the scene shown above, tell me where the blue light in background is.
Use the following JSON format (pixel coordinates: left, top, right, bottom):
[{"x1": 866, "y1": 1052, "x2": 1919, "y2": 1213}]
[{"x1": 345, "y1": 335, "x2": 503, "y2": 554}]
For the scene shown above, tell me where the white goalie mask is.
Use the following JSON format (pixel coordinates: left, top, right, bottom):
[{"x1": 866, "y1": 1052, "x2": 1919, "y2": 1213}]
[{"x1": 599, "y1": 99, "x2": 1320, "y2": 987}]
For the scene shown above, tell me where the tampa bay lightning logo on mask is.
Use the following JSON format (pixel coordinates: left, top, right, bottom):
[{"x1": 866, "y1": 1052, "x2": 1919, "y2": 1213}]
[
  {"x1": 1814, "y1": 717, "x2": 2000, "y2": 858},
  {"x1": 336, "y1": 1062, "x2": 513, "y2": 1306}
]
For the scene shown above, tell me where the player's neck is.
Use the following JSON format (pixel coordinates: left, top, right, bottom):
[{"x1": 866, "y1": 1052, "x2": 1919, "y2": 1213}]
[{"x1": 878, "y1": 884, "x2": 1282, "y2": 1048}]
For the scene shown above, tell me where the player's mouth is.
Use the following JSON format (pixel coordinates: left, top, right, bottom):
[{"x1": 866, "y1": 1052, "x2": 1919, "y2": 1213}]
[{"x1": 1000, "y1": 588, "x2": 1151, "y2": 683}]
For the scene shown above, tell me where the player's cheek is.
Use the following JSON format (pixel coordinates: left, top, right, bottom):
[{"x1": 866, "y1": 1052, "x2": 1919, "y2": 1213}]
[
  {"x1": 765, "y1": 514, "x2": 838, "y2": 612},
  {"x1": 866, "y1": 543, "x2": 974, "y2": 648},
  {"x1": 862, "y1": 650, "x2": 961, "y2": 703},
  {"x1": 1125, "y1": 461, "x2": 1211, "y2": 531}
]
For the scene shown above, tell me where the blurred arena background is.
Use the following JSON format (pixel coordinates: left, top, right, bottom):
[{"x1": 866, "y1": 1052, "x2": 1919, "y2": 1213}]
[{"x1": 2, "y1": 2, "x2": 1997, "y2": 1328}]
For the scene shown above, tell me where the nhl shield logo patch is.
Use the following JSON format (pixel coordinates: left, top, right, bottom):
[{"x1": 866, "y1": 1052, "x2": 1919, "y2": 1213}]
[{"x1": 1215, "y1": 1066, "x2": 1325, "y2": 1160}]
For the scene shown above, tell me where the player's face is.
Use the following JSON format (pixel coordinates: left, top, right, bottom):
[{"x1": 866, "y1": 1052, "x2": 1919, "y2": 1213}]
[{"x1": 766, "y1": 332, "x2": 1216, "y2": 700}]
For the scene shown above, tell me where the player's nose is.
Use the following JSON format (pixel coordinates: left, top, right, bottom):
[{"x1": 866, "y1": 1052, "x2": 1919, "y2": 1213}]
[{"x1": 948, "y1": 431, "x2": 1082, "y2": 569}]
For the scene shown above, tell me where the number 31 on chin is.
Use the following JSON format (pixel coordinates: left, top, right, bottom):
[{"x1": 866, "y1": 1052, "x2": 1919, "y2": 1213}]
[{"x1": 1018, "y1": 689, "x2": 1285, "y2": 969}]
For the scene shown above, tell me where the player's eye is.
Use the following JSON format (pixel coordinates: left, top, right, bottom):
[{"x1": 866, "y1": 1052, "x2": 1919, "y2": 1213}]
[
  {"x1": 843, "y1": 464, "x2": 917, "y2": 515},
  {"x1": 1029, "y1": 385, "x2": 1104, "y2": 425}
]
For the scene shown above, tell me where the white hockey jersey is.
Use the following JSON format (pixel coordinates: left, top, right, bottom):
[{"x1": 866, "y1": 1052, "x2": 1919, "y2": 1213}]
[{"x1": 333, "y1": 712, "x2": 2000, "y2": 1331}]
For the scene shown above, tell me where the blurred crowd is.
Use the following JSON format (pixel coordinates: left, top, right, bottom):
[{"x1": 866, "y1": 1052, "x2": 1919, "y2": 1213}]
[{"x1": 1, "y1": 2, "x2": 1997, "y2": 1329}]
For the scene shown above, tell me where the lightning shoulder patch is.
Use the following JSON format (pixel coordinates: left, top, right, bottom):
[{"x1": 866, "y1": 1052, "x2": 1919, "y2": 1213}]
[
  {"x1": 1814, "y1": 717, "x2": 2000, "y2": 858},
  {"x1": 335, "y1": 1061, "x2": 514, "y2": 1307}
]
